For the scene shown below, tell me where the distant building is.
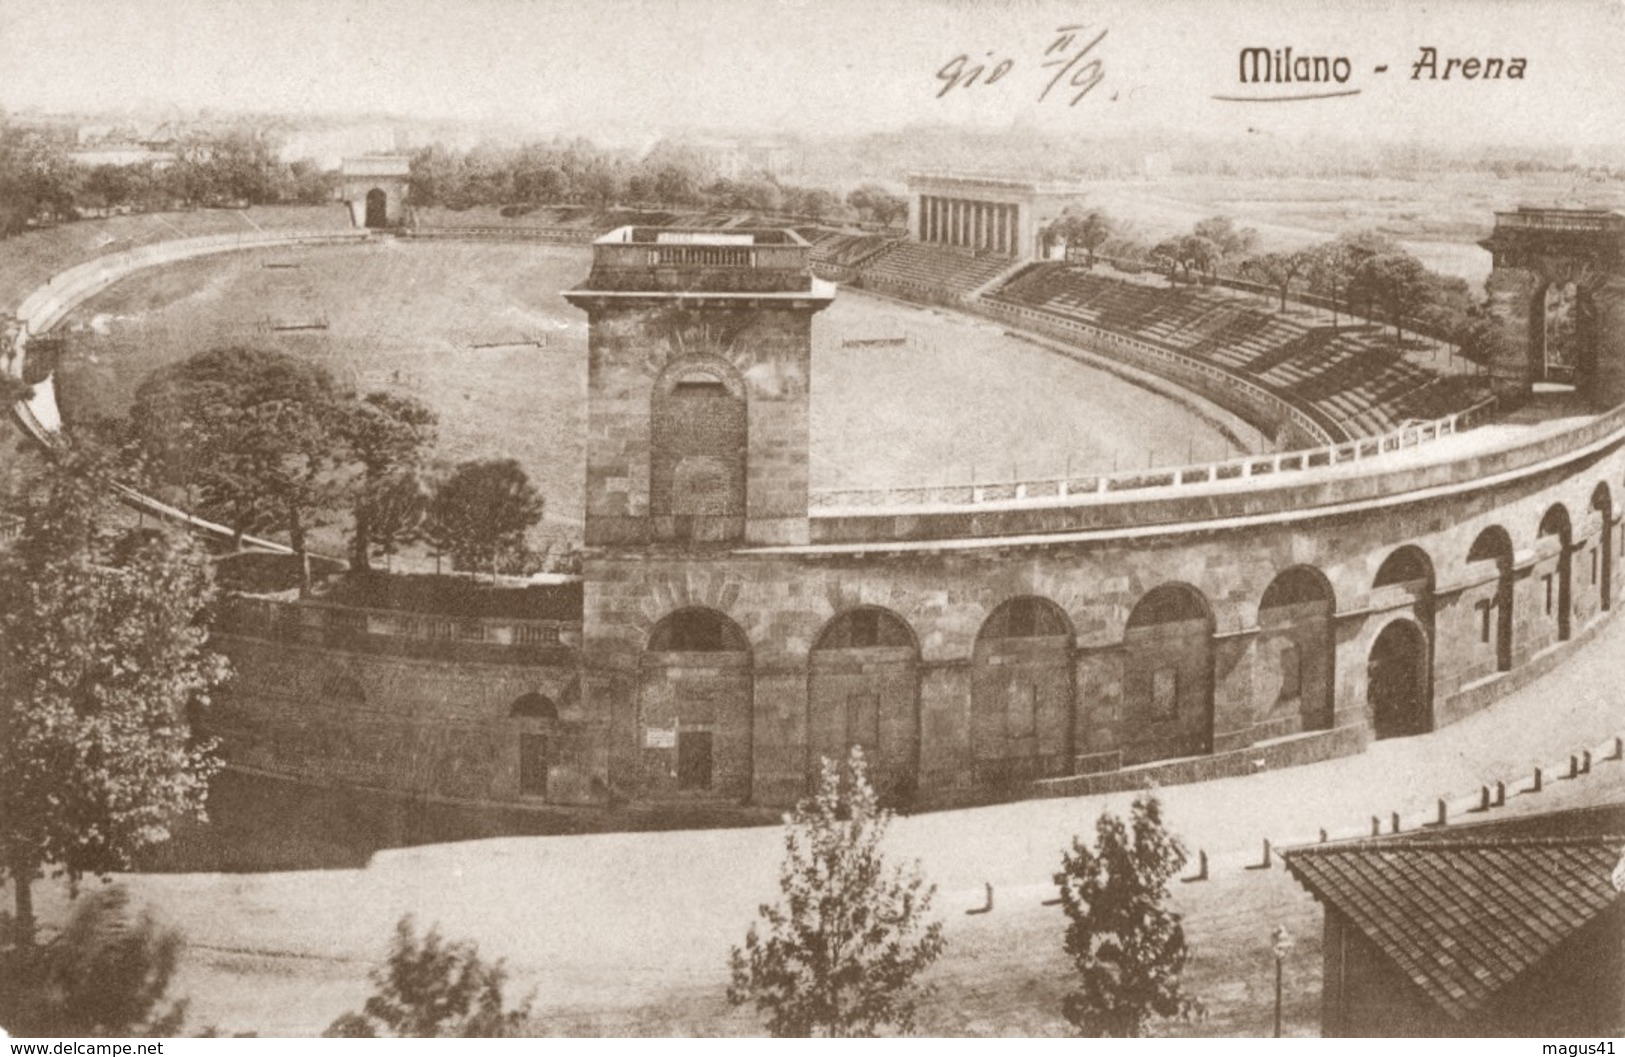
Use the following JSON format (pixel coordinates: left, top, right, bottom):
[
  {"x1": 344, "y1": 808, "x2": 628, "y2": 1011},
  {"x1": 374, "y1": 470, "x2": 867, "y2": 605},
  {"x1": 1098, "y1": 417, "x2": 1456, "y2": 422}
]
[
  {"x1": 1283, "y1": 804, "x2": 1625, "y2": 1037},
  {"x1": 340, "y1": 155, "x2": 411, "y2": 229},
  {"x1": 906, "y1": 172, "x2": 1087, "y2": 260}
]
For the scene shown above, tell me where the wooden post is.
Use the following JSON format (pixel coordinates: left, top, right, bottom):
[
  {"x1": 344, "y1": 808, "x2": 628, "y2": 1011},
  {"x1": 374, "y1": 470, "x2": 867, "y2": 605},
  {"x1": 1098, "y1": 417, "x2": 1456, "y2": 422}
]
[{"x1": 1247, "y1": 839, "x2": 1273, "y2": 870}]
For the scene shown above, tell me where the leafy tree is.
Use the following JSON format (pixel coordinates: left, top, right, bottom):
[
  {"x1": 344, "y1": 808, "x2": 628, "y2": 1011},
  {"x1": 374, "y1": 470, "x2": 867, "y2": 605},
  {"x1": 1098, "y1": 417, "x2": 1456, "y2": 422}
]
[
  {"x1": 728, "y1": 748, "x2": 946, "y2": 1037},
  {"x1": 1047, "y1": 210, "x2": 1116, "y2": 267},
  {"x1": 0, "y1": 445, "x2": 226, "y2": 947},
  {"x1": 0, "y1": 123, "x2": 77, "y2": 235},
  {"x1": 1151, "y1": 238, "x2": 1186, "y2": 285},
  {"x1": 512, "y1": 153, "x2": 567, "y2": 204},
  {"x1": 1339, "y1": 227, "x2": 1401, "y2": 259},
  {"x1": 424, "y1": 458, "x2": 543, "y2": 580},
  {"x1": 324, "y1": 916, "x2": 533, "y2": 1037},
  {"x1": 792, "y1": 187, "x2": 839, "y2": 224},
  {"x1": 1192, "y1": 215, "x2": 1258, "y2": 260},
  {"x1": 340, "y1": 392, "x2": 437, "y2": 571},
  {"x1": 1239, "y1": 250, "x2": 1311, "y2": 312},
  {"x1": 736, "y1": 177, "x2": 785, "y2": 216},
  {"x1": 355, "y1": 470, "x2": 432, "y2": 572},
  {"x1": 80, "y1": 164, "x2": 139, "y2": 211},
  {"x1": 280, "y1": 159, "x2": 340, "y2": 206},
  {"x1": 130, "y1": 347, "x2": 356, "y2": 592},
  {"x1": 1152, "y1": 235, "x2": 1217, "y2": 286},
  {"x1": 0, "y1": 884, "x2": 188, "y2": 1037},
  {"x1": 846, "y1": 184, "x2": 906, "y2": 228},
  {"x1": 223, "y1": 397, "x2": 353, "y2": 590},
  {"x1": 1303, "y1": 242, "x2": 1357, "y2": 327},
  {"x1": 1058, "y1": 792, "x2": 1199, "y2": 1037},
  {"x1": 1357, "y1": 251, "x2": 1432, "y2": 341},
  {"x1": 407, "y1": 144, "x2": 468, "y2": 209},
  {"x1": 168, "y1": 129, "x2": 284, "y2": 207},
  {"x1": 1186, "y1": 235, "x2": 1223, "y2": 283}
]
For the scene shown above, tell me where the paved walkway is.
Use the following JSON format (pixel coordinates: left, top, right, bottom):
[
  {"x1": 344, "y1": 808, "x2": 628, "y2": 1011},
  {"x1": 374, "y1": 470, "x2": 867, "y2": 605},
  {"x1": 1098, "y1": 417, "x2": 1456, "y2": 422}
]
[{"x1": 18, "y1": 606, "x2": 1625, "y2": 1034}]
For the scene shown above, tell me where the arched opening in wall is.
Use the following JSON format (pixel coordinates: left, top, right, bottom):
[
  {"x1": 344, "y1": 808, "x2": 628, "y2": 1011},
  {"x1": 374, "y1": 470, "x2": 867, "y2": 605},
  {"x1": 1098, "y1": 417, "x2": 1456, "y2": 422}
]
[
  {"x1": 510, "y1": 692, "x2": 560, "y2": 798},
  {"x1": 1369, "y1": 546, "x2": 1435, "y2": 730},
  {"x1": 1590, "y1": 483, "x2": 1612, "y2": 614},
  {"x1": 1368, "y1": 619, "x2": 1431, "y2": 739},
  {"x1": 650, "y1": 361, "x2": 747, "y2": 543},
  {"x1": 642, "y1": 607, "x2": 752, "y2": 800},
  {"x1": 971, "y1": 596, "x2": 1074, "y2": 785},
  {"x1": 1373, "y1": 545, "x2": 1435, "y2": 597},
  {"x1": 365, "y1": 188, "x2": 388, "y2": 229},
  {"x1": 1466, "y1": 526, "x2": 1515, "y2": 674},
  {"x1": 1121, "y1": 583, "x2": 1214, "y2": 766},
  {"x1": 1541, "y1": 281, "x2": 1581, "y2": 387},
  {"x1": 1256, "y1": 567, "x2": 1335, "y2": 736},
  {"x1": 1538, "y1": 504, "x2": 1573, "y2": 642},
  {"x1": 808, "y1": 606, "x2": 919, "y2": 805}
]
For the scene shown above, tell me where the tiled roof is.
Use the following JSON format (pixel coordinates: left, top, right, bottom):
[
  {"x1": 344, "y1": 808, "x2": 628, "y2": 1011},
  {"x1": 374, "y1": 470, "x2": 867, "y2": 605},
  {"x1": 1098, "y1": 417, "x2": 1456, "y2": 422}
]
[{"x1": 1283, "y1": 823, "x2": 1625, "y2": 1020}]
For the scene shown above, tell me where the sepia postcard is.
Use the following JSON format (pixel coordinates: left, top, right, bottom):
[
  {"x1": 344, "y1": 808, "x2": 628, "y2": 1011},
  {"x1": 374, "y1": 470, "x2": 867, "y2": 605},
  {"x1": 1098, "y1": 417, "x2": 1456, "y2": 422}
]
[{"x1": 0, "y1": 0, "x2": 1621, "y2": 1041}]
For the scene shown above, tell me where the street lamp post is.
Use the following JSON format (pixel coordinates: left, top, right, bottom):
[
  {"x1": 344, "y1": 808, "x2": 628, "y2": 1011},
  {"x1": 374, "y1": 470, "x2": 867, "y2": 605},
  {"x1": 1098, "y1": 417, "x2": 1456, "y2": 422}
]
[{"x1": 1272, "y1": 924, "x2": 1295, "y2": 1038}]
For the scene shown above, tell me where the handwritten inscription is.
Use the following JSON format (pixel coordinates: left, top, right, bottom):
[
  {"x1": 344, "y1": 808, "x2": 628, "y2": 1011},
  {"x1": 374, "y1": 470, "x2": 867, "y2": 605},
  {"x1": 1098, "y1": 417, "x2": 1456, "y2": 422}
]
[{"x1": 935, "y1": 24, "x2": 1108, "y2": 107}]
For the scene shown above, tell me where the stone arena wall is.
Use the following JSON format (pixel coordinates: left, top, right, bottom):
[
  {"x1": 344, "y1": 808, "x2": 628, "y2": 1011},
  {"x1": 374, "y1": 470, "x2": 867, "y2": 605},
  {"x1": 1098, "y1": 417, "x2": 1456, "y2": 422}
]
[
  {"x1": 212, "y1": 421, "x2": 1625, "y2": 810},
  {"x1": 9, "y1": 220, "x2": 1622, "y2": 820}
]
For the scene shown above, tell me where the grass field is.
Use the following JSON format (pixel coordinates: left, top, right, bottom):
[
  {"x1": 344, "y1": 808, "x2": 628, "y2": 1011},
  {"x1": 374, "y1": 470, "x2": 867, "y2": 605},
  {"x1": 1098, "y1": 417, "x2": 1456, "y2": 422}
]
[{"x1": 52, "y1": 240, "x2": 1236, "y2": 553}]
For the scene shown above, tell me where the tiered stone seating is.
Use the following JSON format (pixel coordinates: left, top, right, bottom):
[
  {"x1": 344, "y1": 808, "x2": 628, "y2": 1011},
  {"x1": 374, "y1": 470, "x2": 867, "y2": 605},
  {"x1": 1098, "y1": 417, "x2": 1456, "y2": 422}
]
[
  {"x1": 809, "y1": 232, "x2": 895, "y2": 270},
  {"x1": 856, "y1": 242, "x2": 1013, "y2": 300},
  {"x1": 984, "y1": 264, "x2": 1486, "y2": 439},
  {"x1": 1386, "y1": 374, "x2": 1489, "y2": 424}
]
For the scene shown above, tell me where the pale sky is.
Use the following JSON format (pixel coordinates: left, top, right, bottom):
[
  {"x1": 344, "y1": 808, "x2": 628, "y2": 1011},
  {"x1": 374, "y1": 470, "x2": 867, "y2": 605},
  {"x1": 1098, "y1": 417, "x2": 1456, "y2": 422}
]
[{"x1": 2, "y1": 0, "x2": 1621, "y2": 145}]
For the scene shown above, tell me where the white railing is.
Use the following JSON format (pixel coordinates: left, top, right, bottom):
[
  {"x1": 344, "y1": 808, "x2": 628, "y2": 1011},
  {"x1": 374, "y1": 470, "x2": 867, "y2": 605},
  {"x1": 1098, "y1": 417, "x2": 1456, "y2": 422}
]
[
  {"x1": 15, "y1": 228, "x2": 371, "y2": 337},
  {"x1": 404, "y1": 225, "x2": 600, "y2": 243},
  {"x1": 810, "y1": 396, "x2": 1496, "y2": 511}
]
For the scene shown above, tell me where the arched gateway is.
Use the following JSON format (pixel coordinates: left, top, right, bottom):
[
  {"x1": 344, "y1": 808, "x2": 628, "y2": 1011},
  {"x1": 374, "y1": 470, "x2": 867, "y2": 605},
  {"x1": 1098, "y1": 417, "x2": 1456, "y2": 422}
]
[
  {"x1": 341, "y1": 156, "x2": 410, "y2": 229},
  {"x1": 1369, "y1": 620, "x2": 1431, "y2": 739},
  {"x1": 1481, "y1": 208, "x2": 1625, "y2": 409}
]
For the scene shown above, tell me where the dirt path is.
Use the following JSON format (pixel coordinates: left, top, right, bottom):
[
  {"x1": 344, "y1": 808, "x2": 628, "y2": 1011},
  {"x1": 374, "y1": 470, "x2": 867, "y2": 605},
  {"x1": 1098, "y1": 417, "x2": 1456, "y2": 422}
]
[{"x1": 12, "y1": 600, "x2": 1609, "y2": 1035}]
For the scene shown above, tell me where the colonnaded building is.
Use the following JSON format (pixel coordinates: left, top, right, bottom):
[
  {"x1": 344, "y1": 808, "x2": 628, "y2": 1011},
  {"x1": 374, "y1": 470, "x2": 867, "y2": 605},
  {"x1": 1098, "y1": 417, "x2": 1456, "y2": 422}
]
[{"x1": 11, "y1": 179, "x2": 1624, "y2": 819}]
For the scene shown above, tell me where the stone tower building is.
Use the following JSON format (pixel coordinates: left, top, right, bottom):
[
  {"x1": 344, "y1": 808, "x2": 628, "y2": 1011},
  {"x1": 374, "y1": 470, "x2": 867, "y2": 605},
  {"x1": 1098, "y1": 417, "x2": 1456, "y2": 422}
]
[{"x1": 563, "y1": 228, "x2": 834, "y2": 802}]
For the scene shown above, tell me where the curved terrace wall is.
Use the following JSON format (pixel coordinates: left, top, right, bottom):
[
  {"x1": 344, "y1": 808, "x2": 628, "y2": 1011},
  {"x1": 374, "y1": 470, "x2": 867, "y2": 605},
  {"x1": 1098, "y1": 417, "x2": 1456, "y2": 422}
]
[
  {"x1": 6, "y1": 221, "x2": 1620, "y2": 820},
  {"x1": 581, "y1": 427, "x2": 1625, "y2": 809}
]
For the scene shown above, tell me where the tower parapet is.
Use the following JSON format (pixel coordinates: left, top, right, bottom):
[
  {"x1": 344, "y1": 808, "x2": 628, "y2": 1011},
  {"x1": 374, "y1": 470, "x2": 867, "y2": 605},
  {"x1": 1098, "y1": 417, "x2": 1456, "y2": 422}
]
[{"x1": 563, "y1": 227, "x2": 834, "y2": 549}]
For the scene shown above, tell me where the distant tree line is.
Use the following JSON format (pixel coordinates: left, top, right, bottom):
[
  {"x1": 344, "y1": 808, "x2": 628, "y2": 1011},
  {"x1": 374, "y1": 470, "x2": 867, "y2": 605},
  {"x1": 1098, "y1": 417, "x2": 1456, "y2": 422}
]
[
  {"x1": 0, "y1": 123, "x2": 339, "y2": 235},
  {"x1": 1046, "y1": 208, "x2": 1485, "y2": 354},
  {"x1": 406, "y1": 138, "x2": 906, "y2": 227},
  {"x1": 0, "y1": 120, "x2": 908, "y2": 238}
]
